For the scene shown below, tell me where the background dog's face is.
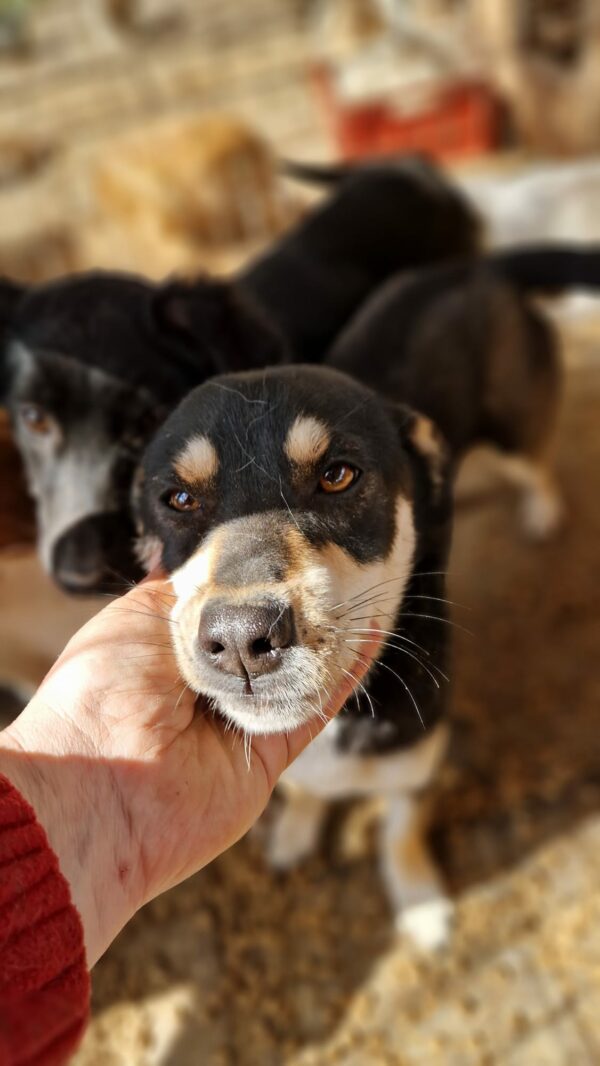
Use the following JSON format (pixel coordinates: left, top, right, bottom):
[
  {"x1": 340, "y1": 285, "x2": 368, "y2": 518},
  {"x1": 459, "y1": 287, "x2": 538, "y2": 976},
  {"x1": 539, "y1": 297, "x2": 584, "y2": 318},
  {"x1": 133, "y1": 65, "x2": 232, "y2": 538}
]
[
  {"x1": 6, "y1": 343, "x2": 164, "y2": 592},
  {"x1": 138, "y1": 365, "x2": 448, "y2": 735},
  {"x1": 0, "y1": 272, "x2": 285, "y2": 594}
]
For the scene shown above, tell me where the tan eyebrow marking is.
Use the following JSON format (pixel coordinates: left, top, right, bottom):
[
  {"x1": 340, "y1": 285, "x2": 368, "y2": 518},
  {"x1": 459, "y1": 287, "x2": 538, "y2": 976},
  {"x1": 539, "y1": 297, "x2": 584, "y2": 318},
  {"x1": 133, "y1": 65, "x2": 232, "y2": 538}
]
[
  {"x1": 284, "y1": 416, "x2": 331, "y2": 467},
  {"x1": 174, "y1": 434, "x2": 219, "y2": 484}
]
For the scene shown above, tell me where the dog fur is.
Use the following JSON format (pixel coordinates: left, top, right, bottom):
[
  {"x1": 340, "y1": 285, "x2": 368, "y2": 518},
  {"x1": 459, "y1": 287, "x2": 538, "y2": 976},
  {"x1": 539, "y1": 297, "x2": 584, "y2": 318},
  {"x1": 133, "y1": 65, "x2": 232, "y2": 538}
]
[
  {"x1": 0, "y1": 156, "x2": 479, "y2": 595},
  {"x1": 136, "y1": 363, "x2": 454, "y2": 947},
  {"x1": 328, "y1": 244, "x2": 600, "y2": 536}
]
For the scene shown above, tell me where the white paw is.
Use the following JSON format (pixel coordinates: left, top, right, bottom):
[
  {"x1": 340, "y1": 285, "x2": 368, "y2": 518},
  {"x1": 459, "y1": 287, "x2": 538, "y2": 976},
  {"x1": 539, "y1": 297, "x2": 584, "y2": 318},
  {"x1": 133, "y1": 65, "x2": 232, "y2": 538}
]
[
  {"x1": 520, "y1": 488, "x2": 564, "y2": 540},
  {"x1": 396, "y1": 897, "x2": 454, "y2": 952}
]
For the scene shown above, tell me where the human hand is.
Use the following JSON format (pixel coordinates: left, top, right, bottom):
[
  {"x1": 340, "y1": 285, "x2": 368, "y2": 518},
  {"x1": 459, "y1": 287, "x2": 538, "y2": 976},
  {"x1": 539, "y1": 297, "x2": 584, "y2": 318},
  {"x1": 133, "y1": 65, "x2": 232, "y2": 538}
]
[{"x1": 0, "y1": 577, "x2": 379, "y2": 966}]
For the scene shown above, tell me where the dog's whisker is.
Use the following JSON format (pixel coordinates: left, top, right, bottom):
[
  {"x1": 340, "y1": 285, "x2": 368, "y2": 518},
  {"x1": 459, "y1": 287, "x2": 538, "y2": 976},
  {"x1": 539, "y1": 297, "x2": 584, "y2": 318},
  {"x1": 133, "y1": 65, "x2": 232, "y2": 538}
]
[
  {"x1": 111, "y1": 606, "x2": 175, "y2": 625},
  {"x1": 329, "y1": 571, "x2": 425, "y2": 612},
  {"x1": 354, "y1": 651, "x2": 425, "y2": 729},
  {"x1": 266, "y1": 602, "x2": 287, "y2": 639},
  {"x1": 208, "y1": 382, "x2": 269, "y2": 404},
  {"x1": 235, "y1": 457, "x2": 256, "y2": 473},
  {"x1": 338, "y1": 624, "x2": 437, "y2": 661},
  {"x1": 124, "y1": 639, "x2": 173, "y2": 650},
  {"x1": 330, "y1": 396, "x2": 372, "y2": 432},
  {"x1": 405, "y1": 593, "x2": 470, "y2": 610},
  {"x1": 402, "y1": 612, "x2": 473, "y2": 636},
  {"x1": 341, "y1": 622, "x2": 443, "y2": 669},
  {"x1": 412, "y1": 570, "x2": 451, "y2": 580},
  {"x1": 343, "y1": 610, "x2": 397, "y2": 625},
  {"x1": 344, "y1": 637, "x2": 447, "y2": 687},
  {"x1": 142, "y1": 587, "x2": 177, "y2": 601},
  {"x1": 279, "y1": 477, "x2": 302, "y2": 535},
  {"x1": 231, "y1": 428, "x2": 279, "y2": 485},
  {"x1": 335, "y1": 587, "x2": 463, "y2": 621},
  {"x1": 122, "y1": 651, "x2": 175, "y2": 661},
  {"x1": 340, "y1": 602, "x2": 466, "y2": 638},
  {"x1": 340, "y1": 665, "x2": 376, "y2": 719},
  {"x1": 173, "y1": 681, "x2": 191, "y2": 714},
  {"x1": 329, "y1": 568, "x2": 454, "y2": 614}
]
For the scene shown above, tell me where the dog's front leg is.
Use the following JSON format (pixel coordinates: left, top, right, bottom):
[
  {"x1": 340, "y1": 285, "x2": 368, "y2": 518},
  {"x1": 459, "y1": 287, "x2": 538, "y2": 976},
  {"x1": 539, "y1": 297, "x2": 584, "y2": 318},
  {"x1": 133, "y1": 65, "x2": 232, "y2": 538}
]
[{"x1": 380, "y1": 791, "x2": 453, "y2": 952}]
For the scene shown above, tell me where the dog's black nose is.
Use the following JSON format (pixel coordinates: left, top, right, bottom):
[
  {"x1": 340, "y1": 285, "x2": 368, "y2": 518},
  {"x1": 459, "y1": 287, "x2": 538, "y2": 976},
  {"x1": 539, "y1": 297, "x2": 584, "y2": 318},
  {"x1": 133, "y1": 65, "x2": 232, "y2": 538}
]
[
  {"x1": 198, "y1": 600, "x2": 296, "y2": 679},
  {"x1": 51, "y1": 513, "x2": 143, "y2": 595},
  {"x1": 52, "y1": 524, "x2": 106, "y2": 593}
]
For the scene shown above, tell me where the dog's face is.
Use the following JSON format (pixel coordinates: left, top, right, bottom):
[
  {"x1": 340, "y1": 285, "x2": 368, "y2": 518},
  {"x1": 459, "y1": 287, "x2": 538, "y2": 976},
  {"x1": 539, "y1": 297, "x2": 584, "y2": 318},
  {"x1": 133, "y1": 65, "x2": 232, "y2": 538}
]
[
  {"x1": 138, "y1": 365, "x2": 449, "y2": 735},
  {"x1": 0, "y1": 272, "x2": 285, "y2": 594},
  {"x1": 5, "y1": 343, "x2": 164, "y2": 591}
]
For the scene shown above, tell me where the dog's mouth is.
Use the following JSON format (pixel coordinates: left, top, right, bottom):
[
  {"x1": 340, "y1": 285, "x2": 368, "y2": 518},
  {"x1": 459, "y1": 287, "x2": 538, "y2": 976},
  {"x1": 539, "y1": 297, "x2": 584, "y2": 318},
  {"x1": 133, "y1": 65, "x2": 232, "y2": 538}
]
[{"x1": 171, "y1": 602, "x2": 355, "y2": 735}]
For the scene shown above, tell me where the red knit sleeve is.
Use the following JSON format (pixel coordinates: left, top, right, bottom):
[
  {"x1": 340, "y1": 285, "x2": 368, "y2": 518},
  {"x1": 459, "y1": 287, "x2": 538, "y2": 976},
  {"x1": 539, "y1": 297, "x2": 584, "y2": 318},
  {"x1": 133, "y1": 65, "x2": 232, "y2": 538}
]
[{"x1": 0, "y1": 775, "x2": 90, "y2": 1066}]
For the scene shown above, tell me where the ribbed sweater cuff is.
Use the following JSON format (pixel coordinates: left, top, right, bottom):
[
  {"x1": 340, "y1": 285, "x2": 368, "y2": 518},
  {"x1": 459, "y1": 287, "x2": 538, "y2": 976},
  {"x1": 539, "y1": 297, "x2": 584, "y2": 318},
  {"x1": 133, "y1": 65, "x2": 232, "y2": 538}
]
[{"x1": 0, "y1": 774, "x2": 90, "y2": 1066}]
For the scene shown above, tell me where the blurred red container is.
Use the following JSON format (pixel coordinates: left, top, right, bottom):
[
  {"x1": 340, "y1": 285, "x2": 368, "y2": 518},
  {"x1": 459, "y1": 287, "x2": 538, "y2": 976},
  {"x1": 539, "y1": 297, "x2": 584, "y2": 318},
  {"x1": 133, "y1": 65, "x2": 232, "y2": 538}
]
[{"x1": 311, "y1": 64, "x2": 502, "y2": 162}]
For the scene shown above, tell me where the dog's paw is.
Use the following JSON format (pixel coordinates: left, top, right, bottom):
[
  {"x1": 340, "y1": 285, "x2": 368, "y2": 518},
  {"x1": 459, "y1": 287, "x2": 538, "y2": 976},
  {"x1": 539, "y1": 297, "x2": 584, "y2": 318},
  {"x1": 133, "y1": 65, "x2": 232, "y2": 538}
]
[
  {"x1": 520, "y1": 486, "x2": 564, "y2": 541},
  {"x1": 396, "y1": 897, "x2": 454, "y2": 952}
]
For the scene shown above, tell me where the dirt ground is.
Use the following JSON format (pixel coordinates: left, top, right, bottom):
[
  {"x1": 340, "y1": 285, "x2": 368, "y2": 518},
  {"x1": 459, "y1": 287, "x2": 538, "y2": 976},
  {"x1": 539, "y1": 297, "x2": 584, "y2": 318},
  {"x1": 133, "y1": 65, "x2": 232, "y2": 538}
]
[{"x1": 70, "y1": 322, "x2": 600, "y2": 1066}]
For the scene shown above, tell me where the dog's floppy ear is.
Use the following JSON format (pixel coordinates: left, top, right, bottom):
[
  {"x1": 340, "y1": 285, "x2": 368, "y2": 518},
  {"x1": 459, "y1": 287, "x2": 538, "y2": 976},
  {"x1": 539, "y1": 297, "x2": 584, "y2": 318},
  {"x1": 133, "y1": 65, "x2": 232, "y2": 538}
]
[
  {"x1": 400, "y1": 407, "x2": 450, "y2": 499},
  {"x1": 0, "y1": 278, "x2": 27, "y2": 397},
  {"x1": 392, "y1": 404, "x2": 453, "y2": 545},
  {"x1": 150, "y1": 276, "x2": 288, "y2": 377},
  {"x1": 393, "y1": 404, "x2": 453, "y2": 565}
]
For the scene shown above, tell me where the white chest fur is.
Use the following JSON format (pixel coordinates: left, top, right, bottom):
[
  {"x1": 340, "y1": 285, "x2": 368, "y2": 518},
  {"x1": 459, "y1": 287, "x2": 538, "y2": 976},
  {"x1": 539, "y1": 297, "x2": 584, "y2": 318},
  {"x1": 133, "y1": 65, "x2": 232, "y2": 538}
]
[{"x1": 281, "y1": 718, "x2": 448, "y2": 799}]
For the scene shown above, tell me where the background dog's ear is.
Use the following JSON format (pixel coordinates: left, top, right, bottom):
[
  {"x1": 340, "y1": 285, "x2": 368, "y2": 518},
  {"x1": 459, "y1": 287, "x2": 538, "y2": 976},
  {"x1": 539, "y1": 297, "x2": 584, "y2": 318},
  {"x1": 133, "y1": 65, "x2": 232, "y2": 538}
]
[
  {"x1": 399, "y1": 407, "x2": 450, "y2": 499},
  {"x1": 150, "y1": 276, "x2": 288, "y2": 377},
  {"x1": 392, "y1": 404, "x2": 453, "y2": 565},
  {"x1": 0, "y1": 278, "x2": 26, "y2": 398},
  {"x1": 392, "y1": 403, "x2": 453, "y2": 528}
]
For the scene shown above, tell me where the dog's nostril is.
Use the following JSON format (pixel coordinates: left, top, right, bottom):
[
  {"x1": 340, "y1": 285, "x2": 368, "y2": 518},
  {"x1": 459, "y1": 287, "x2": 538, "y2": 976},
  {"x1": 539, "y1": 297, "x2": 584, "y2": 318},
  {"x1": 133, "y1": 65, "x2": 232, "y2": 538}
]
[
  {"x1": 198, "y1": 600, "x2": 296, "y2": 679},
  {"x1": 251, "y1": 636, "x2": 275, "y2": 657}
]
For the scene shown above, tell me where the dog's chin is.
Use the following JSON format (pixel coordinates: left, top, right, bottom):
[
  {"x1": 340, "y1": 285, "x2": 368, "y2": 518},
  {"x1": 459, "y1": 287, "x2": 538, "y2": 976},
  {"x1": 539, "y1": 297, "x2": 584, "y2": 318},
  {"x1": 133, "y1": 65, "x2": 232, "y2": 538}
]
[
  {"x1": 177, "y1": 665, "x2": 328, "y2": 735},
  {"x1": 210, "y1": 694, "x2": 322, "y2": 736}
]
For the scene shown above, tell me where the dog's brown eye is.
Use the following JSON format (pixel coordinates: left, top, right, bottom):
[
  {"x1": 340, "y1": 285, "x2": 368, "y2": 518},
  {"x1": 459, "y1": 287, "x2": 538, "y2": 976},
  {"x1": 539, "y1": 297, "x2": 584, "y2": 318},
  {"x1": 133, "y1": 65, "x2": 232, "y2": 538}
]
[
  {"x1": 167, "y1": 489, "x2": 201, "y2": 512},
  {"x1": 20, "y1": 404, "x2": 52, "y2": 435},
  {"x1": 319, "y1": 463, "x2": 360, "y2": 493}
]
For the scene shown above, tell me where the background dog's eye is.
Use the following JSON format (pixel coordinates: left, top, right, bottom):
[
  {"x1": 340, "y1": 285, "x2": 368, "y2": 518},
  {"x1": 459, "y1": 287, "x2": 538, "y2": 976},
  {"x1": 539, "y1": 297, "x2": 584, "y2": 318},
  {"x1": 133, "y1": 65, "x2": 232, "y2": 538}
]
[
  {"x1": 166, "y1": 489, "x2": 201, "y2": 512},
  {"x1": 20, "y1": 404, "x2": 52, "y2": 436},
  {"x1": 319, "y1": 463, "x2": 360, "y2": 493}
]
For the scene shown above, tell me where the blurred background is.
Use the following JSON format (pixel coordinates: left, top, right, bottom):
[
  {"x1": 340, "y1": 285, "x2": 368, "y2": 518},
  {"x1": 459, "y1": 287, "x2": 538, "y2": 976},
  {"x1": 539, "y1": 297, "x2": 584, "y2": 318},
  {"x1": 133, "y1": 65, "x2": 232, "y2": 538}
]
[{"x1": 1, "y1": 1, "x2": 600, "y2": 1063}]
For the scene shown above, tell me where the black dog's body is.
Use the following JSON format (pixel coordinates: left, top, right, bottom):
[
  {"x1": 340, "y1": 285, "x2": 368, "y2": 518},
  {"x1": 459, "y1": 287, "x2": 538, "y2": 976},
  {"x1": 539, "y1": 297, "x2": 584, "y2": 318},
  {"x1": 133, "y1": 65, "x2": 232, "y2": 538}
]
[
  {"x1": 330, "y1": 245, "x2": 600, "y2": 459},
  {"x1": 240, "y1": 157, "x2": 481, "y2": 362},
  {"x1": 328, "y1": 244, "x2": 600, "y2": 536},
  {"x1": 0, "y1": 157, "x2": 479, "y2": 593}
]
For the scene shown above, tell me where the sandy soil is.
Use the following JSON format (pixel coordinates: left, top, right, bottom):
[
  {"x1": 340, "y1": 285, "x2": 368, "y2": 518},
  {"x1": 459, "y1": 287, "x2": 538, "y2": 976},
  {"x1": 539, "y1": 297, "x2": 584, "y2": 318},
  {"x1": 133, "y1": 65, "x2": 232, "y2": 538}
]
[{"x1": 71, "y1": 325, "x2": 600, "y2": 1066}]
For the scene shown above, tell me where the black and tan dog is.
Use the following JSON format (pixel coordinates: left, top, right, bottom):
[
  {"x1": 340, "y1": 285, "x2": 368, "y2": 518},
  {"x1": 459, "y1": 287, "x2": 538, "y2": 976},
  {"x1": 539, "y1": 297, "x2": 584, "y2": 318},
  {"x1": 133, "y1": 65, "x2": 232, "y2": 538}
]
[
  {"x1": 134, "y1": 241, "x2": 600, "y2": 945},
  {"x1": 0, "y1": 156, "x2": 479, "y2": 594},
  {"x1": 137, "y1": 364, "x2": 454, "y2": 949}
]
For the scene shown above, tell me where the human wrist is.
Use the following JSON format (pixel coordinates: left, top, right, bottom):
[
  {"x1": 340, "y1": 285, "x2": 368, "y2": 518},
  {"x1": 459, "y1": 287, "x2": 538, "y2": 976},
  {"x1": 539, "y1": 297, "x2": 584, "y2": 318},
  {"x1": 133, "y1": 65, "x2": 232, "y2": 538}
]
[{"x1": 0, "y1": 705, "x2": 141, "y2": 966}]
